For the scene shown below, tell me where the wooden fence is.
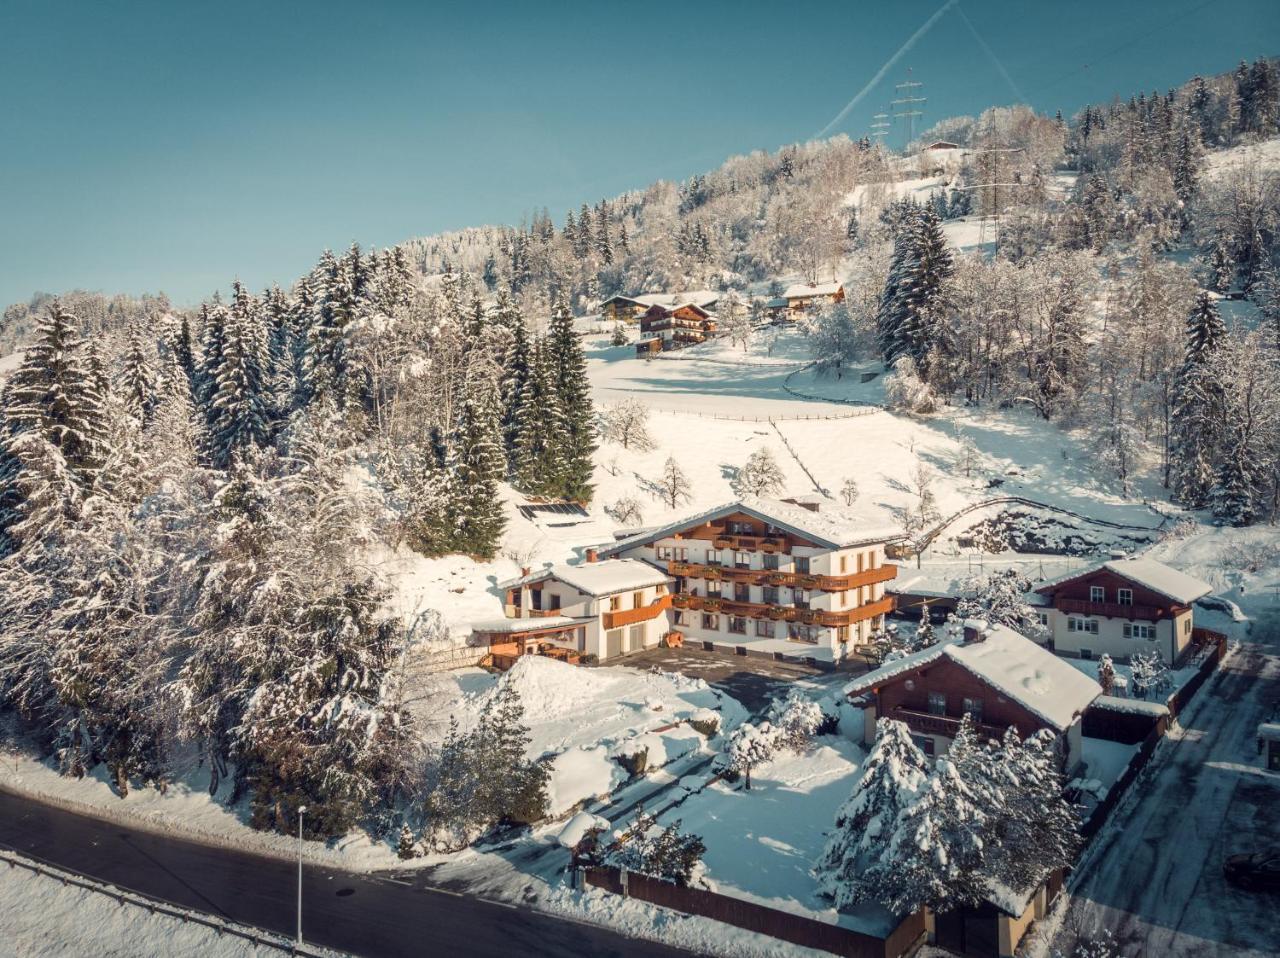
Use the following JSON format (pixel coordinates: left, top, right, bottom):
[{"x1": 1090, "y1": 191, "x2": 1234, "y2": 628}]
[{"x1": 582, "y1": 865, "x2": 926, "y2": 958}]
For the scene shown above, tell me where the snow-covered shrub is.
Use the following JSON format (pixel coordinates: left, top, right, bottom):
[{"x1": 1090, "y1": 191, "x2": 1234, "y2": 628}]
[
  {"x1": 883, "y1": 356, "x2": 938, "y2": 414},
  {"x1": 766, "y1": 690, "x2": 824, "y2": 751},
  {"x1": 602, "y1": 808, "x2": 707, "y2": 887},
  {"x1": 687, "y1": 708, "x2": 721, "y2": 738},
  {"x1": 1130, "y1": 650, "x2": 1170, "y2": 699},
  {"x1": 723, "y1": 721, "x2": 777, "y2": 789},
  {"x1": 956, "y1": 568, "x2": 1049, "y2": 643},
  {"x1": 839, "y1": 476, "x2": 859, "y2": 506},
  {"x1": 613, "y1": 743, "x2": 650, "y2": 778},
  {"x1": 1097, "y1": 654, "x2": 1117, "y2": 695}
]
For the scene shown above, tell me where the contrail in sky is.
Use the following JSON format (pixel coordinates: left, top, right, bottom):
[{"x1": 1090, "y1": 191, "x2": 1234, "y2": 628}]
[
  {"x1": 955, "y1": 4, "x2": 1027, "y2": 105},
  {"x1": 814, "y1": 0, "x2": 958, "y2": 140}
]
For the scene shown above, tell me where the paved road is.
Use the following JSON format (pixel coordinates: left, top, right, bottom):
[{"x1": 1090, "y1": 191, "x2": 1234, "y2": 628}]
[
  {"x1": 1054, "y1": 615, "x2": 1280, "y2": 957},
  {"x1": 0, "y1": 788, "x2": 696, "y2": 958}
]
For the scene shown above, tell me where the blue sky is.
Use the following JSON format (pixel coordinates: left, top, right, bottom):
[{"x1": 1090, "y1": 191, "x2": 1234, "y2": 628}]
[{"x1": 1, "y1": 0, "x2": 1276, "y2": 308}]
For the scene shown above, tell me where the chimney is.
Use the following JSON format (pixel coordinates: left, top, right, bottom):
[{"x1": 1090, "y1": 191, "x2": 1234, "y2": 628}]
[
  {"x1": 585, "y1": 548, "x2": 599, "y2": 563},
  {"x1": 520, "y1": 566, "x2": 531, "y2": 578},
  {"x1": 962, "y1": 623, "x2": 989, "y2": 644}
]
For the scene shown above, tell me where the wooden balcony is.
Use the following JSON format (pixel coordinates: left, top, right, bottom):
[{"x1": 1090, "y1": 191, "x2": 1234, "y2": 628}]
[
  {"x1": 1056, "y1": 598, "x2": 1170, "y2": 621},
  {"x1": 602, "y1": 593, "x2": 673, "y2": 631},
  {"x1": 889, "y1": 706, "x2": 1005, "y2": 742},
  {"x1": 670, "y1": 593, "x2": 893, "y2": 628},
  {"x1": 669, "y1": 560, "x2": 896, "y2": 593}
]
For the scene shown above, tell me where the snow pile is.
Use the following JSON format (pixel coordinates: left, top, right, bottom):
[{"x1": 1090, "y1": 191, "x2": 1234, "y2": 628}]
[
  {"x1": 557, "y1": 811, "x2": 610, "y2": 848},
  {"x1": 611, "y1": 726, "x2": 706, "y2": 770},
  {"x1": 545, "y1": 746, "x2": 627, "y2": 817},
  {"x1": 493, "y1": 655, "x2": 620, "y2": 721}
]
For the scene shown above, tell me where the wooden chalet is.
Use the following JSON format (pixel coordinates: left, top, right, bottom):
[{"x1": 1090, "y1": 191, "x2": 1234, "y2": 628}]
[
  {"x1": 636, "y1": 302, "x2": 717, "y2": 352},
  {"x1": 1033, "y1": 557, "x2": 1212, "y2": 664},
  {"x1": 845, "y1": 621, "x2": 1101, "y2": 772},
  {"x1": 780, "y1": 281, "x2": 845, "y2": 314}
]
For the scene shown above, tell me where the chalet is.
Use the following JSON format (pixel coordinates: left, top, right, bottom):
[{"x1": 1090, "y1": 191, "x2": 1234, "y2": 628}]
[
  {"x1": 595, "y1": 497, "x2": 899, "y2": 664},
  {"x1": 781, "y1": 281, "x2": 845, "y2": 314},
  {"x1": 924, "y1": 139, "x2": 960, "y2": 151},
  {"x1": 473, "y1": 559, "x2": 674, "y2": 665},
  {"x1": 844, "y1": 621, "x2": 1101, "y2": 772},
  {"x1": 601, "y1": 290, "x2": 720, "y2": 322},
  {"x1": 636, "y1": 302, "x2": 717, "y2": 353},
  {"x1": 1033, "y1": 557, "x2": 1212, "y2": 665}
]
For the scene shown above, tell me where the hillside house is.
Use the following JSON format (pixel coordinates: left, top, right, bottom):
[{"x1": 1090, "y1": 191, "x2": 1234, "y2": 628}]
[
  {"x1": 844, "y1": 621, "x2": 1101, "y2": 773},
  {"x1": 594, "y1": 497, "x2": 898, "y2": 664},
  {"x1": 473, "y1": 559, "x2": 674, "y2": 665},
  {"x1": 1033, "y1": 558, "x2": 1212, "y2": 665},
  {"x1": 636, "y1": 302, "x2": 718, "y2": 353},
  {"x1": 601, "y1": 290, "x2": 720, "y2": 322},
  {"x1": 780, "y1": 281, "x2": 845, "y2": 315}
]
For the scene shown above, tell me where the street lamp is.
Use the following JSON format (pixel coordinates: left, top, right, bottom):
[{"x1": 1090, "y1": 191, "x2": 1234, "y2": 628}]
[{"x1": 297, "y1": 805, "x2": 307, "y2": 947}]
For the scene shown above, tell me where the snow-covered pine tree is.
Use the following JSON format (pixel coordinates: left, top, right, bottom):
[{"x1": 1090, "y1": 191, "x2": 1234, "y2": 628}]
[
  {"x1": 512, "y1": 341, "x2": 566, "y2": 494},
  {"x1": 546, "y1": 303, "x2": 596, "y2": 502},
  {"x1": 1170, "y1": 291, "x2": 1226, "y2": 507},
  {"x1": 732, "y1": 447, "x2": 786, "y2": 498},
  {"x1": 955, "y1": 569, "x2": 1048, "y2": 643},
  {"x1": 120, "y1": 326, "x2": 157, "y2": 424},
  {"x1": 914, "y1": 603, "x2": 936, "y2": 649},
  {"x1": 816, "y1": 719, "x2": 928, "y2": 909},
  {"x1": 206, "y1": 286, "x2": 269, "y2": 469},
  {"x1": 449, "y1": 382, "x2": 507, "y2": 560},
  {"x1": 875, "y1": 208, "x2": 955, "y2": 383}
]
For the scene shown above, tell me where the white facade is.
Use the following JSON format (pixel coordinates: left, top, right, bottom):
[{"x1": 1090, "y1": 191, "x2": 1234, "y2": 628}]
[{"x1": 1047, "y1": 607, "x2": 1193, "y2": 665}]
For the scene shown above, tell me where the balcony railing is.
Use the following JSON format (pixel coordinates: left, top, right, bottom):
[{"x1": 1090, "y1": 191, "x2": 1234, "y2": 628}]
[
  {"x1": 670, "y1": 592, "x2": 893, "y2": 628},
  {"x1": 602, "y1": 593, "x2": 673, "y2": 631},
  {"x1": 1056, "y1": 597, "x2": 1168, "y2": 621},
  {"x1": 889, "y1": 706, "x2": 1005, "y2": 742},
  {"x1": 668, "y1": 560, "x2": 896, "y2": 593}
]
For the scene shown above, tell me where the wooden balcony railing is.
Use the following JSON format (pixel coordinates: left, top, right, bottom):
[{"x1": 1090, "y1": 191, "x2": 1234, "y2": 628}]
[
  {"x1": 668, "y1": 560, "x2": 896, "y2": 593},
  {"x1": 1056, "y1": 598, "x2": 1169, "y2": 621},
  {"x1": 889, "y1": 706, "x2": 1005, "y2": 742},
  {"x1": 602, "y1": 593, "x2": 673, "y2": 631},
  {"x1": 670, "y1": 593, "x2": 893, "y2": 628}
]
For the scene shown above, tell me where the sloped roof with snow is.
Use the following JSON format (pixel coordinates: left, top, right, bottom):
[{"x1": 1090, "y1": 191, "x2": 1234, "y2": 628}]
[
  {"x1": 470, "y1": 615, "x2": 589, "y2": 634},
  {"x1": 1036, "y1": 557, "x2": 1211, "y2": 605},
  {"x1": 597, "y1": 496, "x2": 900, "y2": 557},
  {"x1": 782, "y1": 281, "x2": 843, "y2": 300},
  {"x1": 497, "y1": 558, "x2": 673, "y2": 597},
  {"x1": 843, "y1": 621, "x2": 1101, "y2": 731},
  {"x1": 634, "y1": 290, "x2": 720, "y2": 309}
]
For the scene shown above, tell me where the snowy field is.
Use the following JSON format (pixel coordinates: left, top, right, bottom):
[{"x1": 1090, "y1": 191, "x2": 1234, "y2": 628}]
[{"x1": 0, "y1": 852, "x2": 326, "y2": 957}]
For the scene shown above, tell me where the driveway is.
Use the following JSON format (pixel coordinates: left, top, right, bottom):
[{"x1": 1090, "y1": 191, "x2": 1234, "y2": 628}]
[
  {"x1": 615, "y1": 645, "x2": 858, "y2": 714},
  {"x1": 1053, "y1": 611, "x2": 1280, "y2": 957}
]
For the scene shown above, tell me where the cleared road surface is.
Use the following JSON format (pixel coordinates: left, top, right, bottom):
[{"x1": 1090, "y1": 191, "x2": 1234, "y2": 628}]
[{"x1": 0, "y1": 788, "x2": 696, "y2": 957}]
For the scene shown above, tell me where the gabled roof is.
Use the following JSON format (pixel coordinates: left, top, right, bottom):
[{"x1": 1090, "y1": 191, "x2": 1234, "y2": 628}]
[
  {"x1": 470, "y1": 615, "x2": 590, "y2": 634},
  {"x1": 497, "y1": 558, "x2": 672, "y2": 597},
  {"x1": 634, "y1": 290, "x2": 720, "y2": 309},
  {"x1": 843, "y1": 621, "x2": 1101, "y2": 731},
  {"x1": 782, "y1": 281, "x2": 843, "y2": 300},
  {"x1": 597, "y1": 496, "x2": 899, "y2": 557},
  {"x1": 1035, "y1": 557, "x2": 1211, "y2": 605},
  {"x1": 644, "y1": 302, "x2": 712, "y2": 319}
]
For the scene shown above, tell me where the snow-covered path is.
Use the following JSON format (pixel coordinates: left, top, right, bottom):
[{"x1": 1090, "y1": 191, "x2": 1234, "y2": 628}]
[{"x1": 1053, "y1": 614, "x2": 1280, "y2": 957}]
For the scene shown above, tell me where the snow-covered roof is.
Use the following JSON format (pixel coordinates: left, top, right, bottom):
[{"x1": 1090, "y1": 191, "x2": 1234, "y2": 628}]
[
  {"x1": 843, "y1": 621, "x2": 1101, "y2": 731},
  {"x1": 1036, "y1": 557, "x2": 1211, "y2": 605},
  {"x1": 1093, "y1": 694, "x2": 1169, "y2": 717},
  {"x1": 1256, "y1": 722, "x2": 1280, "y2": 744},
  {"x1": 782, "y1": 281, "x2": 843, "y2": 300},
  {"x1": 765, "y1": 297, "x2": 789, "y2": 309},
  {"x1": 597, "y1": 496, "x2": 900, "y2": 557},
  {"x1": 634, "y1": 290, "x2": 720, "y2": 309},
  {"x1": 497, "y1": 558, "x2": 673, "y2": 597},
  {"x1": 469, "y1": 615, "x2": 587, "y2": 634}
]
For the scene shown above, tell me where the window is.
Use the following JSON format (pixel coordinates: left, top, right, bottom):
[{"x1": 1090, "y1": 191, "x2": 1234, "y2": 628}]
[
  {"x1": 755, "y1": 619, "x2": 775, "y2": 638},
  {"x1": 840, "y1": 555, "x2": 848, "y2": 573},
  {"x1": 962, "y1": 697, "x2": 984, "y2": 723},
  {"x1": 706, "y1": 549, "x2": 722, "y2": 566},
  {"x1": 793, "y1": 589, "x2": 809, "y2": 609},
  {"x1": 795, "y1": 556, "x2": 811, "y2": 574},
  {"x1": 1080, "y1": 648, "x2": 1093, "y2": 660},
  {"x1": 1118, "y1": 588, "x2": 1133, "y2": 606},
  {"x1": 1037, "y1": 612, "x2": 1050, "y2": 627},
  {"x1": 633, "y1": 591, "x2": 644, "y2": 609},
  {"x1": 1068, "y1": 617, "x2": 1099, "y2": 634},
  {"x1": 707, "y1": 580, "x2": 722, "y2": 597},
  {"x1": 735, "y1": 551, "x2": 751, "y2": 569},
  {"x1": 674, "y1": 610, "x2": 689, "y2": 626},
  {"x1": 763, "y1": 586, "x2": 779, "y2": 605},
  {"x1": 837, "y1": 625, "x2": 850, "y2": 642},
  {"x1": 656, "y1": 545, "x2": 673, "y2": 561},
  {"x1": 548, "y1": 593, "x2": 561, "y2": 611},
  {"x1": 734, "y1": 583, "x2": 751, "y2": 603},
  {"x1": 1124, "y1": 622, "x2": 1156, "y2": 640},
  {"x1": 763, "y1": 553, "x2": 779, "y2": 571},
  {"x1": 788, "y1": 624, "x2": 820, "y2": 644},
  {"x1": 608, "y1": 595, "x2": 621, "y2": 612},
  {"x1": 856, "y1": 552, "x2": 865, "y2": 573},
  {"x1": 912, "y1": 735, "x2": 936, "y2": 757},
  {"x1": 675, "y1": 547, "x2": 688, "y2": 561},
  {"x1": 1090, "y1": 586, "x2": 1105, "y2": 603},
  {"x1": 1183, "y1": 618, "x2": 1192, "y2": 635},
  {"x1": 927, "y1": 691, "x2": 947, "y2": 715},
  {"x1": 728, "y1": 616, "x2": 747, "y2": 635},
  {"x1": 701, "y1": 613, "x2": 720, "y2": 630}
]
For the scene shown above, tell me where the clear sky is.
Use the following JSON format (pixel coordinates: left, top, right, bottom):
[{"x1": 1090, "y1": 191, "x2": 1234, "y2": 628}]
[{"x1": 1, "y1": 0, "x2": 1276, "y2": 309}]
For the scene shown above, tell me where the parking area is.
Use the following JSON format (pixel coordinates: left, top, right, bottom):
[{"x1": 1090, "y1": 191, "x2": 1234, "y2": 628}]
[{"x1": 615, "y1": 645, "x2": 861, "y2": 714}]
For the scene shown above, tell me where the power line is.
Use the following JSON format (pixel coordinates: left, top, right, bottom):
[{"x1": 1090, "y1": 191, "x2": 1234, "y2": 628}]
[{"x1": 892, "y1": 72, "x2": 926, "y2": 149}]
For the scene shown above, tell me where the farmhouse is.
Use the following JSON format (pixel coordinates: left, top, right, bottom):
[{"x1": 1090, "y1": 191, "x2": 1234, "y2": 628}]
[
  {"x1": 635, "y1": 302, "x2": 718, "y2": 353},
  {"x1": 601, "y1": 289, "x2": 720, "y2": 322},
  {"x1": 780, "y1": 281, "x2": 845, "y2": 314},
  {"x1": 844, "y1": 621, "x2": 1101, "y2": 772},
  {"x1": 595, "y1": 497, "x2": 898, "y2": 663},
  {"x1": 473, "y1": 559, "x2": 674, "y2": 665},
  {"x1": 1033, "y1": 557, "x2": 1212, "y2": 665}
]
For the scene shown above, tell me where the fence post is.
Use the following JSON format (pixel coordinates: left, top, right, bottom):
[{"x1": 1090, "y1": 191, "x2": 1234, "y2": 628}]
[{"x1": 620, "y1": 867, "x2": 630, "y2": 898}]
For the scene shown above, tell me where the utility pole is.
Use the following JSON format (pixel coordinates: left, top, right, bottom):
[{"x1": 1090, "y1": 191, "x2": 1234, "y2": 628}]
[
  {"x1": 297, "y1": 805, "x2": 307, "y2": 947},
  {"x1": 957, "y1": 116, "x2": 1027, "y2": 246},
  {"x1": 892, "y1": 70, "x2": 926, "y2": 151},
  {"x1": 869, "y1": 110, "x2": 891, "y2": 147}
]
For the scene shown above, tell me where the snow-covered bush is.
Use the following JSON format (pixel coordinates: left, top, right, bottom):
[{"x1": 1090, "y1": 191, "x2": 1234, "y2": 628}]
[
  {"x1": 766, "y1": 690, "x2": 824, "y2": 751},
  {"x1": 956, "y1": 568, "x2": 1049, "y2": 643},
  {"x1": 883, "y1": 356, "x2": 938, "y2": 414},
  {"x1": 723, "y1": 721, "x2": 776, "y2": 790},
  {"x1": 602, "y1": 808, "x2": 707, "y2": 888},
  {"x1": 687, "y1": 708, "x2": 721, "y2": 738},
  {"x1": 1097, "y1": 654, "x2": 1117, "y2": 695},
  {"x1": 1130, "y1": 650, "x2": 1170, "y2": 699}
]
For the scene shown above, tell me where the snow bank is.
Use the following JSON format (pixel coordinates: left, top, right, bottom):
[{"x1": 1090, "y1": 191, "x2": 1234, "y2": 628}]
[
  {"x1": 557, "y1": 811, "x2": 610, "y2": 849},
  {"x1": 545, "y1": 746, "x2": 627, "y2": 817}
]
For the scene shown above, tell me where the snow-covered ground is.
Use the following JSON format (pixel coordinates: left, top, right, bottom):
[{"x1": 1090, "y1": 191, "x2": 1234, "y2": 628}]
[{"x1": 0, "y1": 851, "x2": 332, "y2": 957}]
